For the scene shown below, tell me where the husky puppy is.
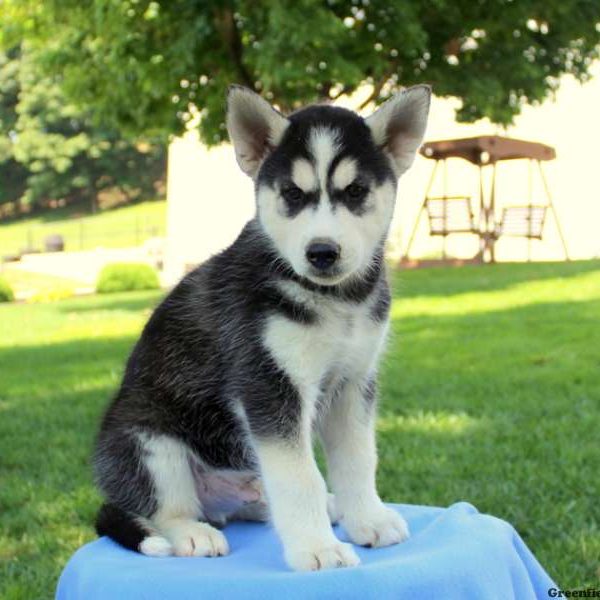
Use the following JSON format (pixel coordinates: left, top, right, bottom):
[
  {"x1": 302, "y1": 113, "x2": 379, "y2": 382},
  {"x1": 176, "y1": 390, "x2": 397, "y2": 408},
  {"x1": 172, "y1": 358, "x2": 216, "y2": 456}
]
[{"x1": 94, "y1": 84, "x2": 430, "y2": 571}]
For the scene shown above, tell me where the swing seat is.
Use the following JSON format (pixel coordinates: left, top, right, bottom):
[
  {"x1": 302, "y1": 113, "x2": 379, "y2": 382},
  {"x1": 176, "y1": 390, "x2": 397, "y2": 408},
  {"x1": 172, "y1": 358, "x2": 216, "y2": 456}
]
[
  {"x1": 496, "y1": 205, "x2": 547, "y2": 239},
  {"x1": 425, "y1": 196, "x2": 478, "y2": 236}
]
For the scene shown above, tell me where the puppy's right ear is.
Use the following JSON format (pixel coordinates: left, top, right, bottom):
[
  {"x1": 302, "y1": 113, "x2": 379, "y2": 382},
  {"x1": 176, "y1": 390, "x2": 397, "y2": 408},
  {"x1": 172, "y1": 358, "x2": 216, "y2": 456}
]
[
  {"x1": 366, "y1": 85, "x2": 431, "y2": 177},
  {"x1": 226, "y1": 86, "x2": 289, "y2": 179}
]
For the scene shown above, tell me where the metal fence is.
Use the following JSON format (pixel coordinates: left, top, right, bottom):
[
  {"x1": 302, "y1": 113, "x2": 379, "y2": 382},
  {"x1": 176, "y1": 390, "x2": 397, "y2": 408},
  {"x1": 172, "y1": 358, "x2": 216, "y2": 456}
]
[{"x1": 1, "y1": 215, "x2": 166, "y2": 258}]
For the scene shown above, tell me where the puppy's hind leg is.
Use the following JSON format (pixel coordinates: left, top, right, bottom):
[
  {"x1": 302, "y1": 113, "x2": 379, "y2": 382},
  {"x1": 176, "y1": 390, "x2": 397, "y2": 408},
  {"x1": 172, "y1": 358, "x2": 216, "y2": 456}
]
[{"x1": 141, "y1": 434, "x2": 229, "y2": 557}]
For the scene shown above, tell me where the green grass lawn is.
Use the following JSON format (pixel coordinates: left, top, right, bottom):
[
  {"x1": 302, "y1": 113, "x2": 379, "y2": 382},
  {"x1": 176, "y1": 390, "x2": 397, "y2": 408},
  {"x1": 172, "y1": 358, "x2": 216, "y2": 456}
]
[
  {"x1": 1, "y1": 261, "x2": 599, "y2": 598},
  {"x1": 0, "y1": 200, "x2": 166, "y2": 256}
]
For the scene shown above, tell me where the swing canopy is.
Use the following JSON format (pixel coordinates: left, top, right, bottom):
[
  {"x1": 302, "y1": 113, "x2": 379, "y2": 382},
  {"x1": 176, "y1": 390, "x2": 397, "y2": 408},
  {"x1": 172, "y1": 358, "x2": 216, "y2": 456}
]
[{"x1": 420, "y1": 136, "x2": 555, "y2": 166}]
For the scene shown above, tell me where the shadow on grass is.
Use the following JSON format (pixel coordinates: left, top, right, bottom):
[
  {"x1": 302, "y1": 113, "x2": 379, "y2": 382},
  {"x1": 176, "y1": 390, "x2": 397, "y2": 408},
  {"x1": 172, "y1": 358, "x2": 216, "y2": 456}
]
[
  {"x1": 391, "y1": 259, "x2": 600, "y2": 299},
  {"x1": 383, "y1": 297, "x2": 600, "y2": 415},
  {"x1": 56, "y1": 290, "x2": 164, "y2": 314},
  {"x1": 0, "y1": 335, "x2": 136, "y2": 402},
  {"x1": 377, "y1": 296, "x2": 600, "y2": 587}
]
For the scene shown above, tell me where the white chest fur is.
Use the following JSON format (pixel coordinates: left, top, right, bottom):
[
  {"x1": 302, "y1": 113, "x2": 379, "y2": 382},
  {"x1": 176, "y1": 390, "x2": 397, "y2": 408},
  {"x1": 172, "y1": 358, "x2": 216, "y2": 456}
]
[{"x1": 262, "y1": 280, "x2": 388, "y2": 395}]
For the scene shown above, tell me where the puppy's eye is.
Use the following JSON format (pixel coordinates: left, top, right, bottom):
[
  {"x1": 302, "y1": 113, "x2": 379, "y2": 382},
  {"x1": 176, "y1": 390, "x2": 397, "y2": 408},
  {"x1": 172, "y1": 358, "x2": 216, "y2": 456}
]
[
  {"x1": 345, "y1": 182, "x2": 367, "y2": 199},
  {"x1": 281, "y1": 186, "x2": 307, "y2": 214},
  {"x1": 282, "y1": 186, "x2": 304, "y2": 202},
  {"x1": 281, "y1": 185, "x2": 304, "y2": 208}
]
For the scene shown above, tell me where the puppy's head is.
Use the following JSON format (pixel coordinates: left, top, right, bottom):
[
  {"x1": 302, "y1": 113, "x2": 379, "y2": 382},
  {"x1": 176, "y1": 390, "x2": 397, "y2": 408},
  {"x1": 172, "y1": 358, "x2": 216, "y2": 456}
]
[{"x1": 227, "y1": 85, "x2": 430, "y2": 286}]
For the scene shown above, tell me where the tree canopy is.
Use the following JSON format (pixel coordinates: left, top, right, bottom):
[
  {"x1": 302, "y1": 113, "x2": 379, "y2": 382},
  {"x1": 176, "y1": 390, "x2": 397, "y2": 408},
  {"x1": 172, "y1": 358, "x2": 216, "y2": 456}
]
[
  {"x1": 1, "y1": 0, "x2": 599, "y2": 145},
  {"x1": 0, "y1": 46, "x2": 165, "y2": 213}
]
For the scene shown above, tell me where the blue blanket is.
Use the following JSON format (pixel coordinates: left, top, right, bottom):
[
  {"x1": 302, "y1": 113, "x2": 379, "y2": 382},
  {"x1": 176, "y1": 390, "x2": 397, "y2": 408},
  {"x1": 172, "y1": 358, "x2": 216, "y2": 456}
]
[{"x1": 56, "y1": 502, "x2": 556, "y2": 599}]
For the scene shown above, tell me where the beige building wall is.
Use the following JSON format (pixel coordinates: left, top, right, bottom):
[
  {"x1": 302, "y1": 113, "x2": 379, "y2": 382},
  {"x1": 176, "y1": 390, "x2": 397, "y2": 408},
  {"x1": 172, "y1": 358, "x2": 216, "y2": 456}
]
[
  {"x1": 394, "y1": 62, "x2": 600, "y2": 263},
  {"x1": 163, "y1": 132, "x2": 254, "y2": 285},
  {"x1": 164, "y1": 64, "x2": 600, "y2": 284}
]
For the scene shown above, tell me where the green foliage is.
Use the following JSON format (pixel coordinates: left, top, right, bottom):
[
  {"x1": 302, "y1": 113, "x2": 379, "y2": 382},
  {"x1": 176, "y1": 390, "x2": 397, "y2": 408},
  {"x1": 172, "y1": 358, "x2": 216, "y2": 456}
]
[
  {"x1": 26, "y1": 285, "x2": 75, "y2": 303},
  {"x1": 0, "y1": 46, "x2": 167, "y2": 212},
  {"x1": 0, "y1": 262, "x2": 599, "y2": 596},
  {"x1": 96, "y1": 262, "x2": 160, "y2": 294},
  {"x1": 0, "y1": 47, "x2": 28, "y2": 207},
  {"x1": 0, "y1": 274, "x2": 15, "y2": 301},
  {"x1": 1, "y1": 1, "x2": 598, "y2": 144}
]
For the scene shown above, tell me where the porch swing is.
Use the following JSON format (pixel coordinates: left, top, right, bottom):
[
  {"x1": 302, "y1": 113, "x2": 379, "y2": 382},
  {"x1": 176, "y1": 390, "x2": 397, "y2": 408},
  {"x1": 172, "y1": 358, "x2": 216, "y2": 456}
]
[{"x1": 403, "y1": 136, "x2": 569, "y2": 263}]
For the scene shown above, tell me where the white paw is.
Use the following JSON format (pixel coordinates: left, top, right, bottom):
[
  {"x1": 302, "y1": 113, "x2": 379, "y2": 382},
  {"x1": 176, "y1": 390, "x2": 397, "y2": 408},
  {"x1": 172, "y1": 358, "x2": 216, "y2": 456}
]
[
  {"x1": 326, "y1": 493, "x2": 341, "y2": 524},
  {"x1": 285, "y1": 540, "x2": 360, "y2": 571},
  {"x1": 162, "y1": 521, "x2": 230, "y2": 557},
  {"x1": 139, "y1": 535, "x2": 173, "y2": 557},
  {"x1": 343, "y1": 506, "x2": 410, "y2": 548}
]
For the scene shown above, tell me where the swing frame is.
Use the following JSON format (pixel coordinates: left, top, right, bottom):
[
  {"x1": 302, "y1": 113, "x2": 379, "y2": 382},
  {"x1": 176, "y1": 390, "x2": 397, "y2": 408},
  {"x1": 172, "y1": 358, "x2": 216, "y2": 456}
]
[{"x1": 403, "y1": 136, "x2": 569, "y2": 263}]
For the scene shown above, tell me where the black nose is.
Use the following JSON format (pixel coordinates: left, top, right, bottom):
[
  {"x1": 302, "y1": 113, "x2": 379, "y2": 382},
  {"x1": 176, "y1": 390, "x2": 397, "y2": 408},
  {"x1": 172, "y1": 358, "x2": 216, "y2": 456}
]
[{"x1": 306, "y1": 240, "x2": 341, "y2": 270}]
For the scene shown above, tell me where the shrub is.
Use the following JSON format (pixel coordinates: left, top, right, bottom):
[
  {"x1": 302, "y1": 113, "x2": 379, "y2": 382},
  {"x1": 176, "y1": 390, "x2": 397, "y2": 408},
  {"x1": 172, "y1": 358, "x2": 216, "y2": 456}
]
[
  {"x1": 0, "y1": 276, "x2": 15, "y2": 302},
  {"x1": 27, "y1": 286, "x2": 75, "y2": 303},
  {"x1": 96, "y1": 263, "x2": 160, "y2": 294}
]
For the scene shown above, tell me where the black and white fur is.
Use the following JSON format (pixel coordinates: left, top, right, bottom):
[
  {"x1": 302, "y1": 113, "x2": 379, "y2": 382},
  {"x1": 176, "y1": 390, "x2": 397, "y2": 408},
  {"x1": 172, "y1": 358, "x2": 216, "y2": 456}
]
[{"x1": 94, "y1": 84, "x2": 431, "y2": 571}]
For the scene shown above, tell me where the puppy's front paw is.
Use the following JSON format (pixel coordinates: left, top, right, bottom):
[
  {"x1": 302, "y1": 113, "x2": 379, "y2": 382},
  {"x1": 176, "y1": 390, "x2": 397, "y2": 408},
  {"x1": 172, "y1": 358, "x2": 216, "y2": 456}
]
[
  {"x1": 343, "y1": 505, "x2": 409, "y2": 548},
  {"x1": 285, "y1": 540, "x2": 360, "y2": 571},
  {"x1": 162, "y1": 521, "x2": 230, "y2": 557}
]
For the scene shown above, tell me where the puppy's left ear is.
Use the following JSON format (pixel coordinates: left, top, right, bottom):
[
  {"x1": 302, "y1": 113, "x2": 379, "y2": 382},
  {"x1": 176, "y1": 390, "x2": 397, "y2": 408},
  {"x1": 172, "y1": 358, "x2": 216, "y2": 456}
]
[
  {"x1": 366, "y1": 84, "x2": 431, "y2": 176},
  {"x1": 226, "y1": 85, "x2": 289, "y2": 179}
]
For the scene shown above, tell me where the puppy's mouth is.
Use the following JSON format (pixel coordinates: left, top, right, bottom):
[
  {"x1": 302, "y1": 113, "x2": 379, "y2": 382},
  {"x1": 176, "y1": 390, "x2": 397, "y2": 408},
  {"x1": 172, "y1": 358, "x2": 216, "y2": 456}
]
[{"x1": 304, "y1": 265, "x2": 351, "y2": 286}]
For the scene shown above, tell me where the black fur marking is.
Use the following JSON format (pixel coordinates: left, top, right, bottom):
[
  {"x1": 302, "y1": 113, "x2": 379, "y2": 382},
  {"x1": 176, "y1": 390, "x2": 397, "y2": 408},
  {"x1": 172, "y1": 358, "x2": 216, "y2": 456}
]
[
  {"x1": 281, "y1": 245, "x2": 385, "y2": 304},
  {"x1": 95, "y1": 503, "x2": 148, "y2": 552},
  {"x1": 236, "y1": 352, "x2": 303, "y2": 440},
  {"x1": 370, "y1": 279, "x2": 392, "y2": 322},
  {"x1": 327, "y1": 153, "x2": 372, "y2": 216},
  {"x1": 257, "y1": 104, "x2": 396, "y2": 217},
  {"x1": 362, "y1": 376, "x2": 378, "y2": 409},
  {"x1": 281, "y1": 185, "x2": 319, "y2": 218},
  {"x1": 263, "y1": 284, "x2": 318, "y2": 325},
  {"x1": 93, "y1": 429, "x2": 157, "y2": 517},
  {"x1": 285, "y1": 106, "x2": 395, "y2": 187}
]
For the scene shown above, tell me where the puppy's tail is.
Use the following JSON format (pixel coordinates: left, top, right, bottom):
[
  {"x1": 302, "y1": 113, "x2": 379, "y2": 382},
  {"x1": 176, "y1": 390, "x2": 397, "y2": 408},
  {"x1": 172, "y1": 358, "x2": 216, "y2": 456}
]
[{"x1": 95, "y1": 503, "x2": 173, "y2": 557}]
